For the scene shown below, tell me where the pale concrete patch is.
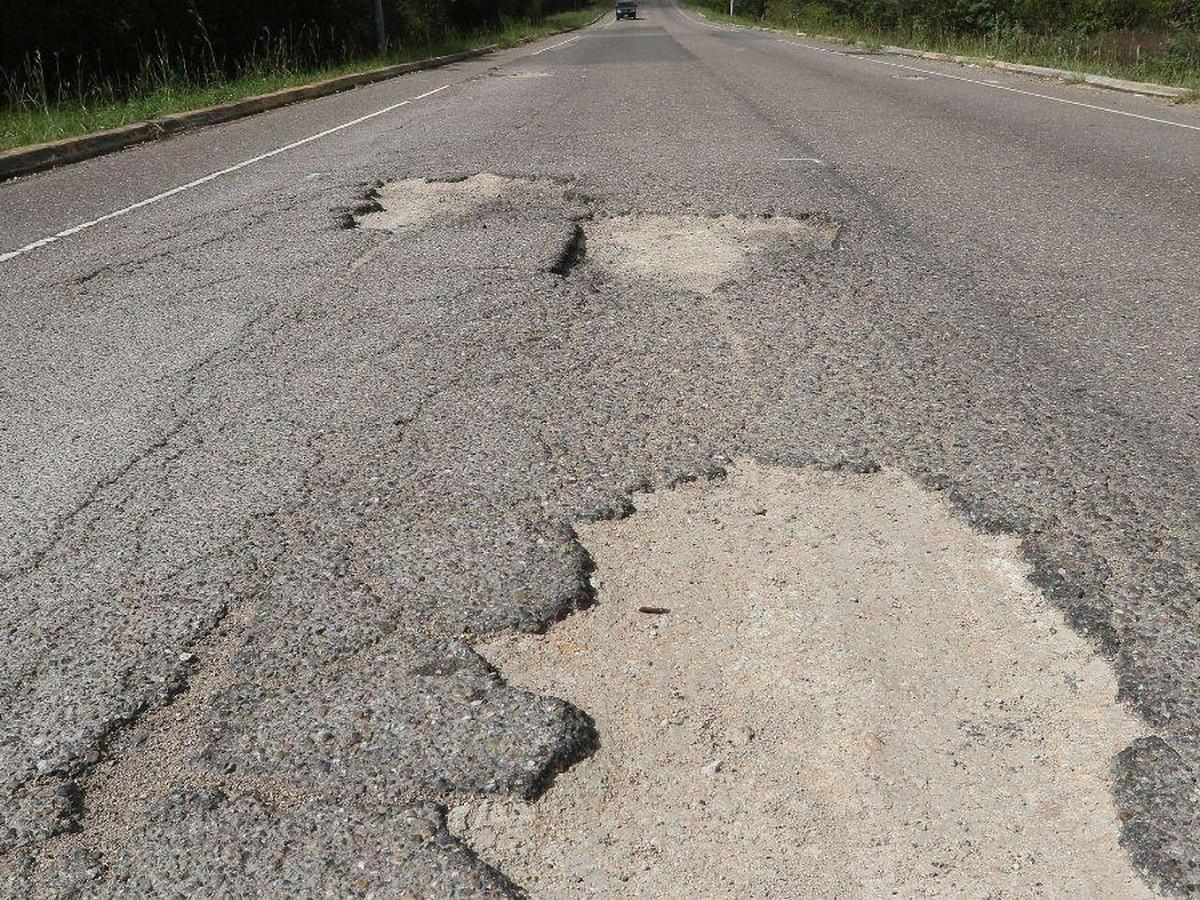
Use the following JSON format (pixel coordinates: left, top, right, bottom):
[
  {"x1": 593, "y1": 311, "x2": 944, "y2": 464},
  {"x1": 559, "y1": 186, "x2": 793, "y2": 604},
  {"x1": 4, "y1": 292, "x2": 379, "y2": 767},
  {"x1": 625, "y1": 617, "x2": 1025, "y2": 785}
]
[
  {"x1": 588, "y1": 214, "x2": 838, "y2": 294},
  {"x1": 450, "y1": 461, "x2": 1154, "y2": 898},
  {"x1": 358, "y1": 173, "x2": 558, "y2": 230}
]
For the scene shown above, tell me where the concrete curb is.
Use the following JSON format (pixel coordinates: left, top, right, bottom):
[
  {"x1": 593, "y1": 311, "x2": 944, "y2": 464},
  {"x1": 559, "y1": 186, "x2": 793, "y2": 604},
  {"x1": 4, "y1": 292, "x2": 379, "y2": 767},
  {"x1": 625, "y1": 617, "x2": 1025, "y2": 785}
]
[
  {"x1": 688, "y1": 7, "x2": 1194, "y2": 101},
  {"x1": 0, "y1": 47, "x2": 494, "y2": 181},
  {"x1": 0, "y1": 10, "x2": 608, "y2": 182},
  {"x1": 874, "y1": 43, "x2": 1192, "y2": 99}
]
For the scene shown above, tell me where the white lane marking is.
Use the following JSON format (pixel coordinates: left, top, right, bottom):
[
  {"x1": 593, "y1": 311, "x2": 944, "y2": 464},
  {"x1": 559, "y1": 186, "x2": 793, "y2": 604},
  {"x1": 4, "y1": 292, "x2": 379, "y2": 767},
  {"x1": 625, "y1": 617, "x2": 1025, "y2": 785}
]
[
  {"x1": 531, "y1": 35, "x2": 581, "y2": 55},
  {"x1": 673, "y1": 3, "x2": 1200, "y2": 133},
  {"x1": 777, "y1": 157, "x2": 826, "y2": 163},
  {"x1": 775, "y1": 37, "x2": 1200, "y2": 133},
  {"x1": 0, "y1": 84, "x2": 451, "y2": 265}
]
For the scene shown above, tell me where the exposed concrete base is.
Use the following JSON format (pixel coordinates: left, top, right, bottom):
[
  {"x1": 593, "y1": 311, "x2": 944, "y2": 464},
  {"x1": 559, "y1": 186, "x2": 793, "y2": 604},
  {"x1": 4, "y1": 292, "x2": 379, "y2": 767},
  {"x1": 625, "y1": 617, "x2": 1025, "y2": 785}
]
[
  {"x1": 589, "y1": 214, "x2": 838, "y2": 294},
  {"x1": 359, "y1": 174, "x2": 563, "y2": 231},
  {"x1": 451, "y1": 461, "x2": 1154, "y2": 897}
]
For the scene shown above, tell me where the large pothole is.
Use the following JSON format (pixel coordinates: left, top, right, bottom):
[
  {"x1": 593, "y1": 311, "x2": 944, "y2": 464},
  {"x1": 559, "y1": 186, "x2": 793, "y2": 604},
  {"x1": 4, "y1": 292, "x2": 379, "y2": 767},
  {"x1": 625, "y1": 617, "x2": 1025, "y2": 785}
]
[
  {"x1": 450, "y1": 460, "x2": 1152, "y2": 897},
  {"x1": 588, "y1": 214, "x2": 838, "y2": 294},
  {"x1": 355, "y1": 173, "x2": 564, "y2": 231}
]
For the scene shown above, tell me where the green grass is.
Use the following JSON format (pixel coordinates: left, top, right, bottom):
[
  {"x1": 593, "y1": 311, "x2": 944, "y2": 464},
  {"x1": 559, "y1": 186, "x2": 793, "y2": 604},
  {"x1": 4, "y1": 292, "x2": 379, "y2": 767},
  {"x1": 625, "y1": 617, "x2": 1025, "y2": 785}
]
[
  {"x1": 0, "y1": 6, "x2": 604, "y2": 153},
  {"x1": 682, "y1": 0, "x2": 1200, "y2": 91}
]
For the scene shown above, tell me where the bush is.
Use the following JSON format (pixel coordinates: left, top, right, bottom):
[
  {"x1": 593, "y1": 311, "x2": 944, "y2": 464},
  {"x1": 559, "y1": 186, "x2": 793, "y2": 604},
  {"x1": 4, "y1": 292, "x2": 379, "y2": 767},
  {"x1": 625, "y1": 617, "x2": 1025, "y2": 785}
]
[{"x1": 736, "y1": 0, "x2": 1186, "y2": 33}]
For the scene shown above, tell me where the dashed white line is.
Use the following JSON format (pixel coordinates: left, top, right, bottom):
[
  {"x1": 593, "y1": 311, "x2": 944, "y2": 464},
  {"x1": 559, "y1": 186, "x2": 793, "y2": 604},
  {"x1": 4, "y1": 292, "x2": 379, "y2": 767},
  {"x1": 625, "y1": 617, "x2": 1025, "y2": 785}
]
[{"x1": 0, "y1": 84, "x2": 451, "y2": 265}]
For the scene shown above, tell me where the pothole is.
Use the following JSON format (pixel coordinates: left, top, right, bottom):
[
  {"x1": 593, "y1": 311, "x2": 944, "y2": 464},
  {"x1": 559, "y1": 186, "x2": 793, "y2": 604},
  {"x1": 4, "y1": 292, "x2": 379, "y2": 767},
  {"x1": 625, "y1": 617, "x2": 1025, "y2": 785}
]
[
  {"x1": 450, "y1": 460, "x2": 1152, "y2": 897},
  {"x1": 588, "y1": 214, "x2": 838, "y2": 294},
  {"x1": 355, "y1": 173, "x2": 562, "y2": 231}
]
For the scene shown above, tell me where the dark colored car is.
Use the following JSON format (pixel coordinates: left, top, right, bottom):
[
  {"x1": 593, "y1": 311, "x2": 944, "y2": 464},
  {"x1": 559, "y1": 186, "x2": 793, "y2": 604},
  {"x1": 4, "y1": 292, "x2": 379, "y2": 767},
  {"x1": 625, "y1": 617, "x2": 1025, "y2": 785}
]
[{"x1": 616, "y1": 0, "x2": 637, "y2": 20}]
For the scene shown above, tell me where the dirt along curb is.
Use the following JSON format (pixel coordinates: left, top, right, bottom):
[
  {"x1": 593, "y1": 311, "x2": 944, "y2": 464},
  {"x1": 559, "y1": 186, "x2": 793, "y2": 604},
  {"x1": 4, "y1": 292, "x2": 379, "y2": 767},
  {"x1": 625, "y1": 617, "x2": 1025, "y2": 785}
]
[
  {"x1": 0, "y1": 48, "x2": 492, "y2": 182},
  {"x1": 0, "y1": 11, "x2": 607, "y2": 182},
  {"x1": 876, "y1": 44, "x2": 1193, "y2": 99},
  {"x1": 688, "y1": 7, "x2": 1194, "y2": 101}
]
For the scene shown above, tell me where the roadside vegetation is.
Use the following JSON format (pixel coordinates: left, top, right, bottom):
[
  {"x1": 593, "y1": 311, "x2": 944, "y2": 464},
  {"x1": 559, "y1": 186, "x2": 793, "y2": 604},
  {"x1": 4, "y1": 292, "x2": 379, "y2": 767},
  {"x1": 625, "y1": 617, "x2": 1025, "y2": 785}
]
[
  {"x1": 0, "y1": 1, "x2": 602, "y2": 152},
  {"x1": 685, "y1": 0, "x2": 1200, "y2": 90}
]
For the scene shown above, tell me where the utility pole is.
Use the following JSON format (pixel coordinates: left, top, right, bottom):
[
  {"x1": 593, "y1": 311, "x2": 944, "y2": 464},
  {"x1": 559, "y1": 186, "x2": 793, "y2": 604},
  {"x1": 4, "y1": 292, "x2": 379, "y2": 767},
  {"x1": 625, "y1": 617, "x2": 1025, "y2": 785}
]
[
  {"x1": 373, "y1": 0, "x2": 388, "y2": 55},
  {"x1": 728, "y1": 0, "x2": 733, "y2": 15}
]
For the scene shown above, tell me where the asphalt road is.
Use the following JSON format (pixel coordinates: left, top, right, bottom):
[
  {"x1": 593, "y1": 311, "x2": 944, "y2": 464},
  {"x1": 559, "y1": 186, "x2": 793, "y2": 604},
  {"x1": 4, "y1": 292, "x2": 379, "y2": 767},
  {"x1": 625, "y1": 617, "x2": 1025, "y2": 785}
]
[{"x1": 2, "y1": 1, "x2": 1199, "y2": 895}]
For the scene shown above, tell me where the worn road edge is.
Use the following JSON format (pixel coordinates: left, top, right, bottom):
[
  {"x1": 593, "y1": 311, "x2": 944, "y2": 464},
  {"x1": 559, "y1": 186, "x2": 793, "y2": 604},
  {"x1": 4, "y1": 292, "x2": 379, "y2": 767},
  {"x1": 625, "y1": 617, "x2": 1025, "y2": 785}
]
[
  {"x1": 685, "y1": 5, "x2": 1193, "y2": 100},
  {"x1": 879, "y1": 45, "x2": 1192, "y2": 99},
  {"x1": 0, "y1": 48, "x2": 493, "y2": 182},
  {"x1": 0, "y1": 12, "x2": 606, "y2": 183}
]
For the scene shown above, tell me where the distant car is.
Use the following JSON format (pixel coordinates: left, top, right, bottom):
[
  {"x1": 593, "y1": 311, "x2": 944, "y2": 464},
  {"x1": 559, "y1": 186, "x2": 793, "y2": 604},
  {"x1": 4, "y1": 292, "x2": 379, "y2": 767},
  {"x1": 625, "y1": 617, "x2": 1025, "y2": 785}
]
[{"x1": 616, "y1": 0, "x2": 637, "y2": 20}]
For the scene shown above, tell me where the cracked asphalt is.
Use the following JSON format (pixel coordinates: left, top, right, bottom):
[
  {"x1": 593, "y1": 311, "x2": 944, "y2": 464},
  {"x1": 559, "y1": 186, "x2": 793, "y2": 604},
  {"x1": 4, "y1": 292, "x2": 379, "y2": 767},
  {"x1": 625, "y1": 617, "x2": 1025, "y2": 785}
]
[{"x1": 1, "y1": 0, "x2": 1199, "y2": 894}]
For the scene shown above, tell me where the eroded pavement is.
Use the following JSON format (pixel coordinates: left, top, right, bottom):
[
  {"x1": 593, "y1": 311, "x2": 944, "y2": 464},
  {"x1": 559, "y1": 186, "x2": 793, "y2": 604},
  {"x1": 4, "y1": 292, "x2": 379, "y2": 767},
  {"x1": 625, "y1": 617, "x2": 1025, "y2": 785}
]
[
  {"x1": 1, "y1": 166, "x2": 1192, "y2": 898},
  {"x1": 3, "y1": 7, "x2": 1200, "y2": 894},
  {"x1": 452, "y1": 461, "x2": 1152, "y2": 897}
]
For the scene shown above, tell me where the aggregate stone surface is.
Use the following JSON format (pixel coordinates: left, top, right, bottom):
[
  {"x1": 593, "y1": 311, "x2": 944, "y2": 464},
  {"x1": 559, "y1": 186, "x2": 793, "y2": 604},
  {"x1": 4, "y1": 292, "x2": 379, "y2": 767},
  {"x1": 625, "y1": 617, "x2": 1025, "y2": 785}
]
[{"x1": 100, "y1": 792, "x2": 516, "y2": 897}]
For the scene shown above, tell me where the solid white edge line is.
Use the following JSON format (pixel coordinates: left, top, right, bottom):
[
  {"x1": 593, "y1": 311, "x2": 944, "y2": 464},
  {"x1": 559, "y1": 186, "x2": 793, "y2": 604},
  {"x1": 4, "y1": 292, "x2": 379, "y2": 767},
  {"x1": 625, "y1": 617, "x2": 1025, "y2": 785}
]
[
  {"x1": 0, "y1": 84, "x2": 452, "y2": 265},
  {"x1": 531, "y1": 35, "x2": 581, "y2": 55},
  {"x1": 775, "y1": 38, "x2": 1200, "y2": 133},
  {"x1": 675, "y1": 1, "x2": 1200, "y2": 133}
]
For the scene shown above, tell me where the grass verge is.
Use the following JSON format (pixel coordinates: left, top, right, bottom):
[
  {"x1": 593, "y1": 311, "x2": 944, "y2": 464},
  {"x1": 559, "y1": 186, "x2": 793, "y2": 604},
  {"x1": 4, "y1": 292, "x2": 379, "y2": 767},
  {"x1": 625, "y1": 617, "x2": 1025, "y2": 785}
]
[
  {"x1": 680, "y1": 0, "x2": 1200, "y2": 93},
  {"x1": 0, "y1": 6, "x2": 605, "y2": 153}
]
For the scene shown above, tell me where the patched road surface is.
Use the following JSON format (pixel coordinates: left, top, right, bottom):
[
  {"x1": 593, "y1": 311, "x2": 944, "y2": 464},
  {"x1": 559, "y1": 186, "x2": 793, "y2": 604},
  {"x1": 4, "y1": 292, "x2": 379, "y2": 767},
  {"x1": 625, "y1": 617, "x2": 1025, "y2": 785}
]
[{"x1": 2, "y1": 1, "x2": 1199, "y2": 896}]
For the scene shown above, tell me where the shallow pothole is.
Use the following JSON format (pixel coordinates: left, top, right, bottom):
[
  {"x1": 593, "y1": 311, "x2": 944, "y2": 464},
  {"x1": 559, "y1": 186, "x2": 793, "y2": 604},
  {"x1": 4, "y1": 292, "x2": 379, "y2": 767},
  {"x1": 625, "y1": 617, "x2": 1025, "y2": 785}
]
[
  {"x1": 355, "y1": 173, "x2": 562, "y2": 231},
  {"x1": 450, "y1": 460, "x2": 1152, "y2": 897},
  {"x1": 588, "y1": 214, "x2": 838, "y2": 294}
]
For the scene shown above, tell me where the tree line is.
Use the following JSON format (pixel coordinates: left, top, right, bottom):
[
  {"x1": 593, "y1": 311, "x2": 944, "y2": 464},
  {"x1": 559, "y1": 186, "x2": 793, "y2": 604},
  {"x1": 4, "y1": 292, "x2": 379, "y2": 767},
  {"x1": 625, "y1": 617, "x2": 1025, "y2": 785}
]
[
  {"x1": 1, "y1": 0, "x2": 580, "y2": 104},
  {"x1": 752, "y1": 0, "x2": 1197, "y2": 32}
]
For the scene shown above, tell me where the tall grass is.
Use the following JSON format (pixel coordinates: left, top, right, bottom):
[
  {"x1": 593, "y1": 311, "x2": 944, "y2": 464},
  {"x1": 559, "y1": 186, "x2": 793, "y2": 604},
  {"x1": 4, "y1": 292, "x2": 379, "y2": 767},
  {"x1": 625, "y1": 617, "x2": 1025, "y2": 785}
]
[
  {"x1": 687, "y1": 0, "x2": 1200, "y2": 90},
  {"x1": 0, "y1": 5, "x2": 602, "y2": 152},
  {"x1": 3, "y1": 23, "x2": 361, "y2": 116}
]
